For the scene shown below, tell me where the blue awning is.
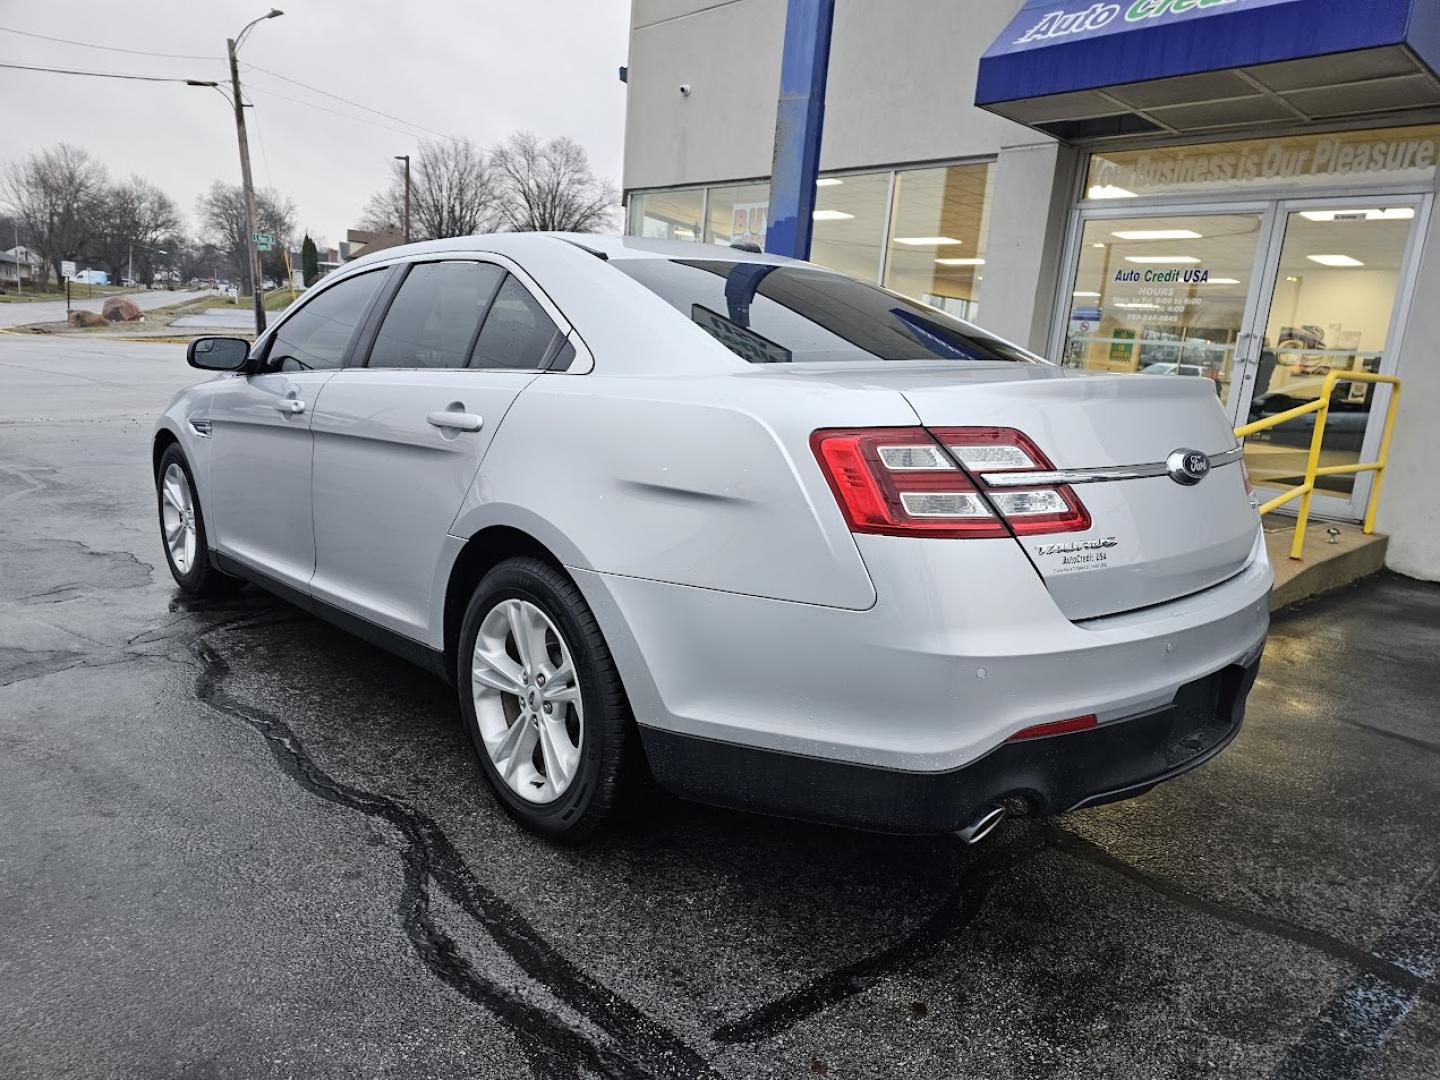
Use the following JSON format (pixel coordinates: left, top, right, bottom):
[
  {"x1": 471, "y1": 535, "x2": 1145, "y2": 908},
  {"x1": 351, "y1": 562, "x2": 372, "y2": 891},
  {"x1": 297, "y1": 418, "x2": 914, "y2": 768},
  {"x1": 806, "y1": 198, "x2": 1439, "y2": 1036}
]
[{"x1": 977, "y1": 0, "x2": 1440, "y2": 140}]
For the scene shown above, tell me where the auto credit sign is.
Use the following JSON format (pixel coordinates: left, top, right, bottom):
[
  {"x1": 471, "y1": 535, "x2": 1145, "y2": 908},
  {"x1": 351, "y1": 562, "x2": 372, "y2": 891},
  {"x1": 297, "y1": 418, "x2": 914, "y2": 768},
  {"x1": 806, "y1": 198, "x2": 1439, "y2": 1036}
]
[{"x1": 1007, "y1": 0, "x2": 1294, "y2": 49}]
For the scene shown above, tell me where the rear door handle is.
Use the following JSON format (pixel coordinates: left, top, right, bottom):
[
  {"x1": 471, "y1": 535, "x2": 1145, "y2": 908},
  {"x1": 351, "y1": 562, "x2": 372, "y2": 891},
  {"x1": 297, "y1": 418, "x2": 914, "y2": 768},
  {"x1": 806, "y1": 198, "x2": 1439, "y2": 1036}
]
[
  {"x1": 274, "y1": 399, "x2": 305, "y2": 415},
  {"x1": 427, "y1": 411, "x2": 484, "y2": 432}
]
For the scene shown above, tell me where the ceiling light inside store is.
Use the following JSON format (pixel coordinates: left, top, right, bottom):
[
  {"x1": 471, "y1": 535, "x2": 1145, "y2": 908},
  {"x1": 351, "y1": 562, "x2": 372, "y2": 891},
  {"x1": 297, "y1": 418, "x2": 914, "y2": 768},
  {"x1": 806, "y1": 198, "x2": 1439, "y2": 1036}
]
[
  {"x1": 1300, "y1": 208, "x2": 1414, "y2": 222},
  {"x1": 1073, "y1": 291, "x2": 1101, "y2": 298},
  {"x1": 1112, "y1": 229, "x2": 1203, "y2": 240},
  {"x1": 816, "y1": 178, "x2": 843, "y2": 187},
  {"x1": 1204, "y1": 278, "x2": 1241, "y2": 285},
  {"x1": 895, "y1": 236, "x2": 962, "y2": 246},
  {"x1": 1124, "y1": 256, "x2": 1201, "y2": 264},
  {"x1": 1307, "y1": 254, "x2": 1364, "y2": 267},
  {"x1": 812, "y1": 209, "x2": 854, "y2": 221},
  {"x1": 935, "y1": 257, "x2": 985, "y2": 266},
  {"x1": 1088, "y1": 185, "x2": 1137, "y2": 199}
]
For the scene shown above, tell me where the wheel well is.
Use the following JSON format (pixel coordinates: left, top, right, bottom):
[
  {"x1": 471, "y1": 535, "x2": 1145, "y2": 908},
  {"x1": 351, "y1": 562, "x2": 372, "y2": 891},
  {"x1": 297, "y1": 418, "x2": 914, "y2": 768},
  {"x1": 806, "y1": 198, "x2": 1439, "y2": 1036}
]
[
  {"x1": 443, "y1": 526, "x2": 563, "y2": 677},
  {"x1": 152, "y1": 428, "x2": 179, "y2": 477}
]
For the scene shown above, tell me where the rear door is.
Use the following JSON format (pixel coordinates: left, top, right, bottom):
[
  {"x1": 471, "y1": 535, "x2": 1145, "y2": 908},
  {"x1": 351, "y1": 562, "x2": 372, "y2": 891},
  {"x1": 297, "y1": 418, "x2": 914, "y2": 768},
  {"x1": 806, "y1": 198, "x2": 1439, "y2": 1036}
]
[
  {"x1": 308, "y1": 258, "x2": 569, "y2": 643},
  {"x1": 205, "y1": 267, "x2": 388, "y2": 590}
]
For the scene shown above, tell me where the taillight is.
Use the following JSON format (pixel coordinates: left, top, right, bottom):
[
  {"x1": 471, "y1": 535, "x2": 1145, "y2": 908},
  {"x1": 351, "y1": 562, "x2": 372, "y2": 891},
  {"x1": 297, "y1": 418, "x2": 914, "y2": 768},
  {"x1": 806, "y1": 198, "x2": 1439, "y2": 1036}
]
[
  {"x1": 811, "y1": 426, "x2": 1090, "y2": 539},
  {"x1": 931, "y1": 427, "x2": 1090, "y2": 536},
  {"x1": 810, "y1": 428, "x2": 1007, "y2": 538},
  {"x1": 1007, "y1": 714, "x2": 1098, "y2": 741}
]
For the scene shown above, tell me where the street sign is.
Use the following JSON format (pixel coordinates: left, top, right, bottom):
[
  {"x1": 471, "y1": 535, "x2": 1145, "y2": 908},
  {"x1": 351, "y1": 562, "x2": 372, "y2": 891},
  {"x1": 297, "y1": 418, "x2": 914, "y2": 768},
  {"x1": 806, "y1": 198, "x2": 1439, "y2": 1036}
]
[
  {"x1": 252, "y1": 233, "x2": 275, "y2": 252},
  {"x1": 61, "y1": 260, "x2": 76, "y2": 279}
]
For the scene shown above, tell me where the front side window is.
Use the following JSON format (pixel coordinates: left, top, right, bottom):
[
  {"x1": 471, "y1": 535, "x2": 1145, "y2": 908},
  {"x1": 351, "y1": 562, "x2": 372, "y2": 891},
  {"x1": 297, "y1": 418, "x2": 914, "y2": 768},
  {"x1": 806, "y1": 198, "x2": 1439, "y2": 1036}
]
[
  {"x1": 470, "y1": 275, "x2": 561, "y2": 370},
  {"x1": 368, "y1": 261, "x2": 505, "y2": 369},
  {"x1": 612, "y1": 259, "x2": 1036, "y2": 364},
  {"x1": 263, "y1": 269, "x2": 384, "y2": 372}
]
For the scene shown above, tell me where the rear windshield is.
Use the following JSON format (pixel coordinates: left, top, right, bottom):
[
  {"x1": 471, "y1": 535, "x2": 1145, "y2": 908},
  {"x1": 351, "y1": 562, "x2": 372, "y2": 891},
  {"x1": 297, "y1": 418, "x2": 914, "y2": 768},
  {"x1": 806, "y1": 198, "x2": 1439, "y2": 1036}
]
[{"x1": 611, "y1": 258, "x2": 1038, "y2": 364}]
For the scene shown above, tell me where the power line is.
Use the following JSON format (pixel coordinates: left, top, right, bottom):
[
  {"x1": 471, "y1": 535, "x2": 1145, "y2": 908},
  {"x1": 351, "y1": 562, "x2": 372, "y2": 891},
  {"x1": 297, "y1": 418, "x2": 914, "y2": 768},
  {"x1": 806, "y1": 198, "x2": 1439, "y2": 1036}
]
[
  {"x1": 242, "y1": 61, "x2": 457, "y2": 143},
  {"x1": 0, "y1": 24, "x2": 221, "y2": 61},
  {"x1": 0, "y1": 60, "x2": 211, "y2": 83},
  {"x1": 244, "y1": 84, "x2": 445, "y2": 142}
]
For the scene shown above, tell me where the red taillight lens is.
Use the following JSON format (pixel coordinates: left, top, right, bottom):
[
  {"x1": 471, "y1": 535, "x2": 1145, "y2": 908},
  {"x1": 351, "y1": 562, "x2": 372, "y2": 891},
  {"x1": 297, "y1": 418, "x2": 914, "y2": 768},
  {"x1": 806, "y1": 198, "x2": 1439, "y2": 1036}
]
[
  {"x1": 810, "y1": 428, "x2": 1008, "y2": 538},
  {"x1": 811, "y1": 426, "x2": 1090, "y2": 539},
  {"x1": 1007, "y1": 714, "x2": 1098, "y2": 741}
]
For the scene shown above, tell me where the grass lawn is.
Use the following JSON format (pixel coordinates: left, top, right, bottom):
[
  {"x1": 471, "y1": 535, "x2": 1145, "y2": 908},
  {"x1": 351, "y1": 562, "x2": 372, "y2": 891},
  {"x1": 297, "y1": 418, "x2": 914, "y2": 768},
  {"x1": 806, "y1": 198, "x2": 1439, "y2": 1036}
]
[{"x1": 0, "y1": 282, "x2": 156, "y2": 304}]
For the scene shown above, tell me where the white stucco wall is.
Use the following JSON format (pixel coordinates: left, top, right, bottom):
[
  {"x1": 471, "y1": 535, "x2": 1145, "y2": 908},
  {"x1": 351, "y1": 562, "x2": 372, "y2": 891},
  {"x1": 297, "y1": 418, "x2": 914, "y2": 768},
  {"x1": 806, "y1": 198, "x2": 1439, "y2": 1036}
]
[
  {"x1": 1375, "y1": 201, "x2": 1440, "y2": 581},
  {"x1": 624, "y1": 0, "x2": 1039, "y2": 190}
]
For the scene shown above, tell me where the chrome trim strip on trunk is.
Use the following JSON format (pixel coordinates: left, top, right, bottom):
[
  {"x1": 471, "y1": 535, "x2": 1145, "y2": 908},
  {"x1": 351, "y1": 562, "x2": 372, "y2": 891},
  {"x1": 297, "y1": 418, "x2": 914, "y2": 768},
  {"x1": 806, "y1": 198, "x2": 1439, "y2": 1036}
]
[{"x1": 979, "y1": 445, "x2": 1243, "y2": 488}]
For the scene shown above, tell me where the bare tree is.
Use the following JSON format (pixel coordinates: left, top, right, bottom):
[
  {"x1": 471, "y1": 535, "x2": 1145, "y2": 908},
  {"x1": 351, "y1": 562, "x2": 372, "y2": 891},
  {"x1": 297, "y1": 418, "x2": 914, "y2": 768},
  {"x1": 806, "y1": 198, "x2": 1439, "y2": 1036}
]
[
  {"x1": 91, "y1": 176, "x2": 182, "y2": 286},
  {"x1": 196, "y1": 181, "x2": 296, "y2": 285},
  {"x1": 362, "y1": 138, "x2": 502, "y2": 240},
  {"x1": 493, "y1": 133, "x2": 618, "y2": 233},
  {"x1": 2, "y1": 144, "x2": 108, "y2": 288}
]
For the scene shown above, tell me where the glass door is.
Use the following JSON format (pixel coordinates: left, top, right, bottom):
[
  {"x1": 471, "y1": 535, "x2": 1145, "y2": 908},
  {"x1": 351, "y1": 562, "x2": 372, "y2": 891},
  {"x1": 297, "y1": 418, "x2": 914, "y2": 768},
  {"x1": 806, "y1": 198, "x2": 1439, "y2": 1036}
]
[
  {"x1": 1060, "y1": 209, "x2": 1271, "y2": 422},
  {"x1": 1237, "y1": 200, "x2": 1422, "y2": 519}
]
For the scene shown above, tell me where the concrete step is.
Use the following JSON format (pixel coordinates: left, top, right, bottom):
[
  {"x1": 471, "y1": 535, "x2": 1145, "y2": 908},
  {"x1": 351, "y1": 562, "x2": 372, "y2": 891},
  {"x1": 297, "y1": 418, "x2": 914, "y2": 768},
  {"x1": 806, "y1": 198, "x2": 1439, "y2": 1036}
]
[{"x1": 1265, "y1": 520, "x2": 1388, "y2": 610}]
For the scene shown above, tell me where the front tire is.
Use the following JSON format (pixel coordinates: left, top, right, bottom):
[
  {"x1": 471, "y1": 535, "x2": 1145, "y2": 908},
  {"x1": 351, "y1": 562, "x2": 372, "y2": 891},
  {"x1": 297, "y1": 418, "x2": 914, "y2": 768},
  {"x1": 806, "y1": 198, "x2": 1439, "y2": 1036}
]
[
  {"x1": 155, "y1": 443, "x2": 243, "y2": 597},
  {"x1": 458, "y1": 557, "x2": 635, "y2": 841}
]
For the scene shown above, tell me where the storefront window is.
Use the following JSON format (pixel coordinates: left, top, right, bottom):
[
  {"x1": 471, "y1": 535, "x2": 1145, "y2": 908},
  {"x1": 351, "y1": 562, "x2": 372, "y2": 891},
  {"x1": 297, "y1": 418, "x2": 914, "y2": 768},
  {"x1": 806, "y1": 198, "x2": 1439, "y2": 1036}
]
[
  {"x1": 628, "y1": 189, "x2": 704, "y2": 242},
  {"x1": 883, "y1": 163, "x2": 993, "y2": 321},
  {"x1": 704, "y1": 182, "x2": 771, "y2": 247},
  {"x1": 1062, "y1": 212, "x2": 1264, "y2": 402},
  {"x1": 808, "y1": 171, "x2": 890, "y2": 281},
  {"x1": 1246, "y1": 207, "x2": 1416, "y2": 497},
  {"x1": 1086, "y1": 125, "x2": 1440, "y2": 201}
]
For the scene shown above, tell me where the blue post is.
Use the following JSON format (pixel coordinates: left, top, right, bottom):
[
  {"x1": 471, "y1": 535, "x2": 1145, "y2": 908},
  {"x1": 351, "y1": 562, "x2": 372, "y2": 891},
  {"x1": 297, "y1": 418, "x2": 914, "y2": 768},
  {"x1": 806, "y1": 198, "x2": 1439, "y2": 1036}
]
[{"x1": 763, "y1": 0, "x2": 835, "y2": 260}]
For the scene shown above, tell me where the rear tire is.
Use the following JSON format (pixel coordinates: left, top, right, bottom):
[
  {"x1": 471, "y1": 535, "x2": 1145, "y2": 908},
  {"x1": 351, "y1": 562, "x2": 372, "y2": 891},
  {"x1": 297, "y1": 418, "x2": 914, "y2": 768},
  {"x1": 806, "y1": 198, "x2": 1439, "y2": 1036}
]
[
  {"x1": 458, "y1": 557, "x2": 635, "y2": 842},
  {"x1": 155, "y1": 443, "x2": 244, "y2": 598}
]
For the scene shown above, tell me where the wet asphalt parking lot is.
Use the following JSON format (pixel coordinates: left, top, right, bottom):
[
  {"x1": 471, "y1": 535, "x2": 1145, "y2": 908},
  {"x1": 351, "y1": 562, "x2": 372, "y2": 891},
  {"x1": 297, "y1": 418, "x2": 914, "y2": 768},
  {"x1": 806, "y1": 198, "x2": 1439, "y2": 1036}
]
[{"x1": 2, "y1": 335, "x2": 1439, "y2": 1080}]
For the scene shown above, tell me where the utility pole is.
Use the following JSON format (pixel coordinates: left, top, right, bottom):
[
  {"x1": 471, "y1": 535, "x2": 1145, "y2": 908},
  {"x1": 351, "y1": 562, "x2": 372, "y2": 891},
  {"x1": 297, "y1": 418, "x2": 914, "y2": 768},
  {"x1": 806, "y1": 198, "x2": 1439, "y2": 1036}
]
[
  {"x1": 13, "y1": 222, "x2": 20, "y2": 297},
  {"x1": 395, "y1": 154, "x2": 411, "y2": 244},
  {"x1": 221, "y1": 10, "x2": 283, "y2": 336},
  {"x1": 228, "y1": 36, "x2": 265, "y2": 335}
]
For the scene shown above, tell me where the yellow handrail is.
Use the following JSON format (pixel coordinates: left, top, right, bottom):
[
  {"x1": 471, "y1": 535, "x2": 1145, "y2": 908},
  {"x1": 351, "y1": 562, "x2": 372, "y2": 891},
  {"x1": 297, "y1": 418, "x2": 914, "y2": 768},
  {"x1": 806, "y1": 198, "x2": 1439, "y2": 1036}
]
[{"x1": 1233, "y1": 370, "x2": 1401, "y2": 561}]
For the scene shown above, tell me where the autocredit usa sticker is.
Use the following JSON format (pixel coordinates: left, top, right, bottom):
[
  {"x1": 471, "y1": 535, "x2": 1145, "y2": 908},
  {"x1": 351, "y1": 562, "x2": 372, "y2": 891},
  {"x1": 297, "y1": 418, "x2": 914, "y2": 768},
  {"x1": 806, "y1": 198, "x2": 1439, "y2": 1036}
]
[{"x1": 1031, "y1": 535, "x2": 1119, "y2": 574}]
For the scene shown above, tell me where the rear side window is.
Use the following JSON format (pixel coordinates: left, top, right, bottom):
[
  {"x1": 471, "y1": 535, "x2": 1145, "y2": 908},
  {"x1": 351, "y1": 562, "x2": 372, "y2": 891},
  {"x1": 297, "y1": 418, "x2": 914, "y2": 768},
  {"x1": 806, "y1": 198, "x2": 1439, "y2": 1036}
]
[
  {"x1": 611, "y1": 259, "x2": 1038, "y2": 364},
  {"x1": 470, "y1": 274, "x2": 561, "y2": 370},
  {"x1": 368, "y1": 261, "x2": 504, "y2": 369},
  {"x1": 264, "y1": 269, "x2": 384, "y2": 372}
]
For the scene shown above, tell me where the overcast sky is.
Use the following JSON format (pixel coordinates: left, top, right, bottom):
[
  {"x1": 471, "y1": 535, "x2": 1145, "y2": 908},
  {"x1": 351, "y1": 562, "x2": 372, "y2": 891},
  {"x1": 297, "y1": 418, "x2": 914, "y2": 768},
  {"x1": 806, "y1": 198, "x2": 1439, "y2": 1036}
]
[{"x1": 0, "y1": 0, "x2": 631, "y2": 249}]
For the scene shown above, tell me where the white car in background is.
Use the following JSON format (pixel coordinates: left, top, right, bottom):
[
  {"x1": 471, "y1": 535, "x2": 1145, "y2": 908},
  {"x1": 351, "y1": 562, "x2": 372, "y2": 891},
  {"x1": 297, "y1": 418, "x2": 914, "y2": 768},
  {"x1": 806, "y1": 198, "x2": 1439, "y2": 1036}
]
[{"x1": 154, "y1": 234, "x2": 1270, "y2": 842}]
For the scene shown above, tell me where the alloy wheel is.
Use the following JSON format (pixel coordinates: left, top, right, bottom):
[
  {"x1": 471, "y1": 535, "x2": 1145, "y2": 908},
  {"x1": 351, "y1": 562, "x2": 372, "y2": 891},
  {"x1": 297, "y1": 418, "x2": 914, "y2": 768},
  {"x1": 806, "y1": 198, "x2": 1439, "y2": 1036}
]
[
  {"x1": 160, "y1": 462, "x2": 198, "y2": 575},
  {"x1": 471, "y1": 598, "x2": 583, "y2": 804}
]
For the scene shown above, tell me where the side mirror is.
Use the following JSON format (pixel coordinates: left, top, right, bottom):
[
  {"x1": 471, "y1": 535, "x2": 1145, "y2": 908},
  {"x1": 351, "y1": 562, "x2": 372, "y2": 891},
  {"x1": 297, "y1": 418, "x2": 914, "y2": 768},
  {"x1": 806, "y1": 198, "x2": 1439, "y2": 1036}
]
[{"x1": 187, "y1": 336, "x2": 253, "y2": 372}]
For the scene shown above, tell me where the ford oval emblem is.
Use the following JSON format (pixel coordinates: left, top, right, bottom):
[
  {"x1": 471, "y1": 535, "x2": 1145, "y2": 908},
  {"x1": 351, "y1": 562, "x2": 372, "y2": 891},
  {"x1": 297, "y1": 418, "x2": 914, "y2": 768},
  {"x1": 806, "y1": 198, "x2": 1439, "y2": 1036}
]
[{"x1": 1166, "y1": 448, "x2": 1211, "y2": 486}]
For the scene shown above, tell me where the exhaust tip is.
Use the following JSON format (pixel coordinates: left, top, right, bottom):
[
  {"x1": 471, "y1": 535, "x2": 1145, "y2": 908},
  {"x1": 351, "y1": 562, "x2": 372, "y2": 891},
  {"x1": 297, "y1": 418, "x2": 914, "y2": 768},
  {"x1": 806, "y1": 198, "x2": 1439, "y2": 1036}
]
[{"x1": 955, "y1": 805, "x2": 1007, "y2": 845}]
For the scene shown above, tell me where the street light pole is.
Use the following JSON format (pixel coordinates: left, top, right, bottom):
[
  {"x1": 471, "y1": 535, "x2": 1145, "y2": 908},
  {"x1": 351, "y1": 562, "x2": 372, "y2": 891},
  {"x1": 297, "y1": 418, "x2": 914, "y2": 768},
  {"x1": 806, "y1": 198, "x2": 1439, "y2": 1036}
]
[
  {"x1": 395, "y1": 154, "x2": 411, "y2": 244},
  {"x1": 226, "y1": 9, "x2": 283, "y2": 336},
  {"x1": 14, "y1": 221, "x2": 20, "y2": 298}
]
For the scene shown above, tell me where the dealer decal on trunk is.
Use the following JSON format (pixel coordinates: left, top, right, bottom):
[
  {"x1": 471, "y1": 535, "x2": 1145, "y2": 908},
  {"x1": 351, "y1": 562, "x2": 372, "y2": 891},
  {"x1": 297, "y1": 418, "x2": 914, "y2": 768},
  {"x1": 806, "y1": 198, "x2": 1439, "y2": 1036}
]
[{"x1": 1033, "y1": 536, "x2": 1120, "y2": 574}]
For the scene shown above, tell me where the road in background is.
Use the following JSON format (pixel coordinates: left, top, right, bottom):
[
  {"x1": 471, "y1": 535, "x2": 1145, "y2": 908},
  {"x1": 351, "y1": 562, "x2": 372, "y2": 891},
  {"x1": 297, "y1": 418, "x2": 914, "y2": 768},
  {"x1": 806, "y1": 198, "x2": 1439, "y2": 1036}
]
[
  {"x1": 1, "y1": 336, "x2": 1438, "y2": 1079},
  {"x1": 0, "y1": 289, "x2": 213, "y2": 328}
]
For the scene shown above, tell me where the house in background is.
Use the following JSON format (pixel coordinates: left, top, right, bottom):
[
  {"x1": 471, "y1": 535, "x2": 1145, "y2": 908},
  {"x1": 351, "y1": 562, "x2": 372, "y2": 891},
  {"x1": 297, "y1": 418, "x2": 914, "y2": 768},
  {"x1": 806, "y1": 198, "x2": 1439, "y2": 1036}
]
[{"x1": 0, "y1": 247, "x2": 40, "y2": 291}]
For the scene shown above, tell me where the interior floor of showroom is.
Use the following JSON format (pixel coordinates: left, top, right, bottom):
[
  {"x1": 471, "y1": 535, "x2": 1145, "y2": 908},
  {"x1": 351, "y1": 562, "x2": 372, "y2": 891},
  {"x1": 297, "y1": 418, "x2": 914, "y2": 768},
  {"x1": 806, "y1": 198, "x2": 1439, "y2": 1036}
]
[{"x1": 3, "y1": 336, "x2": 1439, "y2": 1079}]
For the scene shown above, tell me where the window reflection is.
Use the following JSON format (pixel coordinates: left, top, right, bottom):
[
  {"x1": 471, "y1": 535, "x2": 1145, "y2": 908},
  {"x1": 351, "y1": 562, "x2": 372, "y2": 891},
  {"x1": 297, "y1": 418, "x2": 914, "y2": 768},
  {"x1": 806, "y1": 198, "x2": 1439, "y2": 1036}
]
[
  {"x1": 883, "y1": 163, "x2": 992, "y2": 321},
  {"x1": 705, "y1": 183, "x2": 771, "y2": 247},
  {"x1": 809, "y1": 172, "x2": 890, "y2": 281},
  {"x1": 628, "y1": 189, "x2": 704, "y2": 242}
]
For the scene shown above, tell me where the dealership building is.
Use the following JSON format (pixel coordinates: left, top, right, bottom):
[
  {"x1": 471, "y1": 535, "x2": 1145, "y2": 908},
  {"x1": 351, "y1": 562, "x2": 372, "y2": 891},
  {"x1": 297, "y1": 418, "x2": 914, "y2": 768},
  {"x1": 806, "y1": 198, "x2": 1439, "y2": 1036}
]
[{"x1": 621, "y1": 0, "x2": 1440, "y2": 580}]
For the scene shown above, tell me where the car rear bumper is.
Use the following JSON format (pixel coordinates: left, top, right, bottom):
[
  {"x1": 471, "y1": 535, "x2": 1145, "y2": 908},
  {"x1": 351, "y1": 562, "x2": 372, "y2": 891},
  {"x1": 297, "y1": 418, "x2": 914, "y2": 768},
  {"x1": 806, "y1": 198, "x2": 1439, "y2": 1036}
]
[{"x1": 639, "y1": 654, "x2": 1260, "y2": 834}]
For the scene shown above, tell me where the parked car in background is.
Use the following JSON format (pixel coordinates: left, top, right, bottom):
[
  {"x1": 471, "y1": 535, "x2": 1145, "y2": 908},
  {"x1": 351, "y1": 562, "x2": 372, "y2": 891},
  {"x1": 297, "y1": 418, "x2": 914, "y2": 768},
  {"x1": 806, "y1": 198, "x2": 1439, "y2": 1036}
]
[{"x1": 154, "y1": 234, "x2": 1270, "y2": 842}]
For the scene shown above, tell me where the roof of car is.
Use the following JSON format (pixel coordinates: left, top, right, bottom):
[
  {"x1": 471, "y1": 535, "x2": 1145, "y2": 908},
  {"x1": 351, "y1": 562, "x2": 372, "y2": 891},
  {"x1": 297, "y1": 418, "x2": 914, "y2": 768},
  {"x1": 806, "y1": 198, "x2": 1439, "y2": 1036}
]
[{"x1": 337, "y1": 231, "x2": 800, "y2": 273}]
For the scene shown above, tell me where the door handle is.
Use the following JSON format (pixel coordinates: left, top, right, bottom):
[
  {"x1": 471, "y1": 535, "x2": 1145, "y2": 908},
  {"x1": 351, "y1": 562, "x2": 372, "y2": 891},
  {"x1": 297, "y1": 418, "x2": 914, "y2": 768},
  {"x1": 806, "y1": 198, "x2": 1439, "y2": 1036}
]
[
  {"x1": 274, "y1": 399, "x2": 305, "y2": 415},
  {"x1": 427, "y1": 411, "x2": 484, "y2": 432}
]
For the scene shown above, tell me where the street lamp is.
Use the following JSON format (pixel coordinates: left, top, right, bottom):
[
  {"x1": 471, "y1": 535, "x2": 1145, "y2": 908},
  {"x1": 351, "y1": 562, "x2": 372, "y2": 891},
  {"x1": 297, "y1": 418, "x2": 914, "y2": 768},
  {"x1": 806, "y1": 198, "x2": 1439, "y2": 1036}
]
[
  {"x1": 394, "y1": 154, "x2": 411, "y2": 244},
  {"x1": 226, "y1": 8, "x2": 283, "y2": 335}
]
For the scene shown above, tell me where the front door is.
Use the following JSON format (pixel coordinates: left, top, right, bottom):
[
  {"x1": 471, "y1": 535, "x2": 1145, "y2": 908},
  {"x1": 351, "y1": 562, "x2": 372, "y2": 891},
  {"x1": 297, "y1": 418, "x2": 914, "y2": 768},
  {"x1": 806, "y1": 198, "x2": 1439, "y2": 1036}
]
[
  {"x1": 206, "y1": 267, "x2": 389, "y2": 590},
  {"x1": 309, "y1": 259, "x2": 569, "y2": 646},
  {"x1": 1059, "y1": 198, "x2": 1425, "y2": 520}
]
